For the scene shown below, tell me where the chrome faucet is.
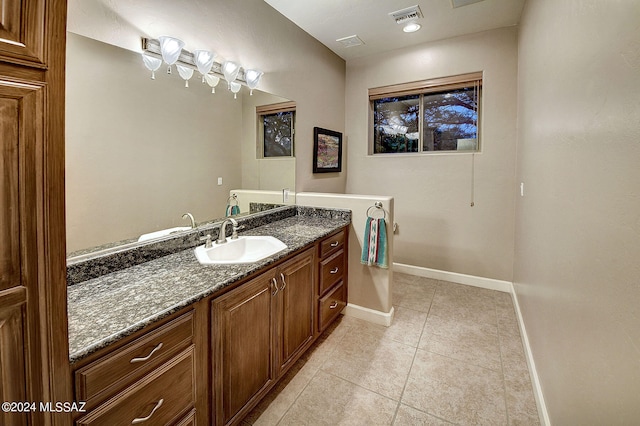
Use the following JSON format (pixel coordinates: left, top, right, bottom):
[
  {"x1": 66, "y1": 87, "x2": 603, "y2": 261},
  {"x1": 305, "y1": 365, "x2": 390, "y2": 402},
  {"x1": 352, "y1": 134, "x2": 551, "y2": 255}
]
[
  {"x1": 182, "y1": 212, "x2": 196, "y2": 229},
  {"x1": 217, "y1": 218, "x2": 239, "y2": 244}
]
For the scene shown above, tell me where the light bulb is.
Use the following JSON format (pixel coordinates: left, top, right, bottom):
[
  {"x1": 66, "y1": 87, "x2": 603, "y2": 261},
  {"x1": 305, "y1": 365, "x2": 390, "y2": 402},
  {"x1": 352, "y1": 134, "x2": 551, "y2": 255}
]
[
  {"x1": 158, "y1": 36, "x2": 185, "y2": 74},
  {"x1": 176, "y1": 64, "x2": 194, "y2": 87},
  {"x1": 230, "y1": 81, "x2": 241, "y2": 99},
  {"x1": 141, "y1": 53, "x2": 162, "y2": 79},
  {"x1": 193, "y1": 50, "x2": 216, "y2": 82},
  {"x1": 204, "y1": 74, "x2": 220, "y2": 93},
  {"x1": 245, "y1": 69, "x2": 263, "y2": 95},
  {"x1": 222, "y1": 61, "x2": 241, "y2": 89}
]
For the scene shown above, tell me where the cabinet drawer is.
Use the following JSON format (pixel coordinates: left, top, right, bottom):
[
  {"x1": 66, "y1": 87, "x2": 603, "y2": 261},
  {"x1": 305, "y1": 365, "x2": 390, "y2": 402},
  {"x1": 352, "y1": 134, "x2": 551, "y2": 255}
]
[
  {"x1": 75, "y1": 311, "x2": 194, "y2": 405},
  {"x1": 320, "y1": 229, "x2": 345, "y2": 258},
  {"x1": 319, "y1": 249, "x2": 344, "y2": 295},
  {"x1": 318, "y1": 281, "x2": 346, "y2": 332},
  {"x1": 77, "y1": 347, "x2": 195, "y2": 426}
]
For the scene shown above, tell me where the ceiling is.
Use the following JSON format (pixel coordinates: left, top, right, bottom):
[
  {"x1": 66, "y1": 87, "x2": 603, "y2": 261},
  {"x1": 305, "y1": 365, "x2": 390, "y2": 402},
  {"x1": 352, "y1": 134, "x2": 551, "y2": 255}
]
[{"x1": 263, "y1": 0, "x2": 525, "y2": 60}]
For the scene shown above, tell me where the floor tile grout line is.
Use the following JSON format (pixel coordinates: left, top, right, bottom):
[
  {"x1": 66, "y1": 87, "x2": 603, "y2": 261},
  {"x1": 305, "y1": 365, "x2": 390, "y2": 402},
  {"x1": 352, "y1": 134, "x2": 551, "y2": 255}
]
[
  {"x1": 274, "y1": 319, "x2": 352, "y2": 425},
  {"x1": 391, "y1": 282, "x2": 437, "y2": 424}
]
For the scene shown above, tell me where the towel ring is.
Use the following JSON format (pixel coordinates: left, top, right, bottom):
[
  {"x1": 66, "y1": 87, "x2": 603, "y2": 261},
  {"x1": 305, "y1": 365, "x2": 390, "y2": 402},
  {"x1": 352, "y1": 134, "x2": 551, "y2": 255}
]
[
  {"x1": 366, "y1": 201, "x2": 387, "y2": 219},
  {"x1": 227, "y1": 193, "x2": 238, "y2": 206}
]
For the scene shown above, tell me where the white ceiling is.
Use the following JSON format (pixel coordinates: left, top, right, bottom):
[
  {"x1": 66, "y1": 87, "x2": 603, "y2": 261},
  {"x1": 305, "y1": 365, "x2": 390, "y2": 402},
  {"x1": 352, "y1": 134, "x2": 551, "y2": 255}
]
[{"x1": 263, "y1": 0, "x2": 525, "y2": 60}]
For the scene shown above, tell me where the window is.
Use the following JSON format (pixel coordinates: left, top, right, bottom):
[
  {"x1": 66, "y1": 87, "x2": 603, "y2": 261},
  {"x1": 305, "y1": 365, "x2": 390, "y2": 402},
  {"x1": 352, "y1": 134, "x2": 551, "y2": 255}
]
[
  {"x1": 257, "y1": 101, "x2": 295, "y2": 158},
  {"x1": 370, "y1": 72, "x2": 482, "y2": 154}
]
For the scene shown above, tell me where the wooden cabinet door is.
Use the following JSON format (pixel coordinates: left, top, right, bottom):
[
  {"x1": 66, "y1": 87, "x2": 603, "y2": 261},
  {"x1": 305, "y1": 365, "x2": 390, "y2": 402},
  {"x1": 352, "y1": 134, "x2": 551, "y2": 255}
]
[
  {"x1": 0, "y1": 293, "x2": 27, "y2": 426},
  {"x1": 276, "y1": 248, "x2": 315, "y2": 376},
  {"x1": 0, "y1": 77, "x2": 43, "y2": 426},
  {"x1": 0, "y1": 1, "x2": 70, "y2": 425},
  {"x1": 0, "y1": 0, "x2": 46, "y2": 67},
  {"x1": 212, "y1": 273, "x2": 277, "y2": 426}
]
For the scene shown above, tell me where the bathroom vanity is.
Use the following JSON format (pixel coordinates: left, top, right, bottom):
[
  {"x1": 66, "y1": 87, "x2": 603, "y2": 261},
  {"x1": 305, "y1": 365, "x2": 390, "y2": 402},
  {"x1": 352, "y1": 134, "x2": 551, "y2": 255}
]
[{"x1": 67, "y1": 206, "x2": 350, "y2": 425}]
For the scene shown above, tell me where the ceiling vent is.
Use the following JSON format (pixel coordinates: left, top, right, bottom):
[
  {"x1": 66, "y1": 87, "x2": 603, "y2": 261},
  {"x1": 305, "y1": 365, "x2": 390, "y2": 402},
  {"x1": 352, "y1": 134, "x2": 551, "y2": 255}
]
[
  {"x1": 451, "y1": 0, "x2": 485, "y2": 8},
  {"x1": 389, "y1": 5, "x2": 423, "y2": 24},
  {"x1": 336, "y1": 35, "x2": 364, "y2": 48}
]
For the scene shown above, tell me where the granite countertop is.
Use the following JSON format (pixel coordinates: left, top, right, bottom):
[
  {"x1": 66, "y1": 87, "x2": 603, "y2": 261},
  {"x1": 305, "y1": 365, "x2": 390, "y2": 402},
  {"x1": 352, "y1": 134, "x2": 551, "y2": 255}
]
[{"x1": 67, "y1": 214, "x2": 350, "y2": 363}]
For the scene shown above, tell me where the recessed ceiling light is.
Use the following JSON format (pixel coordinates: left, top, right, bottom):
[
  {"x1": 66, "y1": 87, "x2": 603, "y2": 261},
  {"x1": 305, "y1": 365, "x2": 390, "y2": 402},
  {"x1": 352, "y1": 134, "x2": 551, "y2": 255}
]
[{"x1": 403, "y1": 23, "x2": 421, "y2": 33}]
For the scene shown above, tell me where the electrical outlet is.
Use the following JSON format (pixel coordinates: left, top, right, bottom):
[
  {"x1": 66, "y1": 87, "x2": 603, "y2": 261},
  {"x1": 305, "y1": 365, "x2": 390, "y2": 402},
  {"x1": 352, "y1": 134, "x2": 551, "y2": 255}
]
[
  {"x1": 520, "y1": 182, "x2": 524, "y2": 197},
  {"x1": 217, "y1": 177, "x2": 223, "y2": 186}
]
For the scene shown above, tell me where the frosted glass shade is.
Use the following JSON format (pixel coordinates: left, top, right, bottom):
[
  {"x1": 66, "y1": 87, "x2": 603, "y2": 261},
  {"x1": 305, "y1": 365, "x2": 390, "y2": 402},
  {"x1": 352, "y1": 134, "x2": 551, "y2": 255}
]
[
  {"x1": 222, "y1": 61, "x2": 241, "y2": 88},
  {"x1": 204, "y1": 74, "x2": 220, "y2": 93},
  {"x1": 193, "y1": 50, "x2": 216, "y2": 79},
  {"x1": 230, "y1": 81, "x2": 242, "y2": 99},
  {"x1": 176, "y1": 64, "x2": 194, "y2": 87},
  {"x1": 158, "y1": 36, "x2": 185, "y2": 73},
  {"x1": 141, "y1": 53, "x2": 162, "y2": 79},
  {"x1": 244, "y1": 69, "x2": 263, "y2": 95}
]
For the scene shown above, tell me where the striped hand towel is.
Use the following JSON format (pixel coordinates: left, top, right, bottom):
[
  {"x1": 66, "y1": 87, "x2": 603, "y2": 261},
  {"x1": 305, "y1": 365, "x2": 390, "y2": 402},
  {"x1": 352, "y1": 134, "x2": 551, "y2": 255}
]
[
  {"x1": 225, "y1": 205, "x2": 240, "y2": 217},
  {"x1": 361, "y1": 217, "x2": 388, "y2": 269}
]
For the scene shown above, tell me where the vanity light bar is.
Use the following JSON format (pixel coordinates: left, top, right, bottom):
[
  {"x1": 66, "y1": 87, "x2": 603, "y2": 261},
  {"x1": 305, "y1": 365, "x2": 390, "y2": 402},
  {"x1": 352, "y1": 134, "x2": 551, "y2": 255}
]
[{"x1": 141, "y1": 37, "x2": 248, "y2": 84}]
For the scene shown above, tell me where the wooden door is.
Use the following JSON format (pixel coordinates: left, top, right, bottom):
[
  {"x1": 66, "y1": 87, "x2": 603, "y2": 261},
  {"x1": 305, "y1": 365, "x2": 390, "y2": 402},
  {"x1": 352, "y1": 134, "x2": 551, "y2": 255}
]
[
  {"x1": 212, "y1": 273, "x2": 277, "y2": 426},
  {"x1": 0, "y1": 1, "x2": 70, "y2": 425},
  {"x1": 276, "y1": 248, "x2": 315, "y2": 376}
]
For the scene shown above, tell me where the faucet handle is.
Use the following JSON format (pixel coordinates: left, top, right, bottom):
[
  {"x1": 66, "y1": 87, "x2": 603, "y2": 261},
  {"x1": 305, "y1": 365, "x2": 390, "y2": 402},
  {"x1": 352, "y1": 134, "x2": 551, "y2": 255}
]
[
  {"x1": 231, "y1": 223, "x2": 244, "y2": 240},
  {"x1": 199, "y1": 234, "x2": 212, "y2": 248}
]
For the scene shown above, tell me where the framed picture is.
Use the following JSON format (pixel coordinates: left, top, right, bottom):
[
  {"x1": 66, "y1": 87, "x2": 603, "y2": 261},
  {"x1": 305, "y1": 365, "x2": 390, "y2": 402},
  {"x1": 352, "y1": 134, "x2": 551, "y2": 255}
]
[{"x1": 313, "y1": 127, "x2": 342, "y2": 173}]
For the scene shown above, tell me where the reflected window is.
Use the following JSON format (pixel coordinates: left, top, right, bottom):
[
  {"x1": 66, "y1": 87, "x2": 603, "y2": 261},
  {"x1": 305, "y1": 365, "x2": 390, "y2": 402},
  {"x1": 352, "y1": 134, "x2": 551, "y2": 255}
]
[
  {"x1": 257, "y1": 101, "x2": 295, "y2": 158},
  {"x1": 370, "y1": 73, "x2": 481, "y2": 154}
]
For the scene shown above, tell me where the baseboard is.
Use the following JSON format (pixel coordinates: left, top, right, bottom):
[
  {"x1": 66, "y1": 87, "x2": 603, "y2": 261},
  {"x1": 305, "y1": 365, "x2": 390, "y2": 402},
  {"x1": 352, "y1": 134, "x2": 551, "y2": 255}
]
[
  {"x1": 393, "y1": 263, "x2": 512, "y2": 293},
  {"x1": 510, "y1": 288, "x2": 551, "y2": 426},
  {"x1": 395, "y1": 263, "x2": 550, "y2": 424},
  {"x1": 342, "y1": 303, "x2": 395, "y2": 327}
]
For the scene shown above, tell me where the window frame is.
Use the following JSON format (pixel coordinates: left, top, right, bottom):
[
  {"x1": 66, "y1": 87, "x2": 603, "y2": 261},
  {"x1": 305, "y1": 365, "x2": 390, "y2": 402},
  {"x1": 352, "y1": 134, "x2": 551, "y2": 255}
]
[
  {"x1": 256, "y1": 101, "x2": 296, "y2": 158},
  {"x1": 368, "y1": 72, "x2": 482, "y2": 155}
]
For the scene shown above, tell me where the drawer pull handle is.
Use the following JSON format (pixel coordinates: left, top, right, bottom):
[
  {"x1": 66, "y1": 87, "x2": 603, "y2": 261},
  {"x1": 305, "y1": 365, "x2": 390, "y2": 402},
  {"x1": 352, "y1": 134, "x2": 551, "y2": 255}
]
[
  {"x1": 130, "y1": 343, "x2": 163, "y2": 364},
  {"x1": 131, "y1": 398, "x2": 164, "y2": 424},
  {"x1": 280, "y1": 273, "x2": 287, "y2": 290},
  {"x1": 330, "y1": 241, "x2": 339, "y2": 247},
  {"x1": 271, "y1": 277, "x2": 279, "y2": 296},
  {"x1": 330, "y1": 267, "x2": 339, "y2": 274},
  {"x1": 329, "y1": 302, "x2": 339, "y2": 309}
]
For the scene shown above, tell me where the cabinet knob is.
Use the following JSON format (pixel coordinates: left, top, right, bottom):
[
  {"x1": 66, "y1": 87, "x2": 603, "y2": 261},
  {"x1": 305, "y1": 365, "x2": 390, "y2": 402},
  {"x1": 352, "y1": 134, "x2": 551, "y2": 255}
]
[
  {"x1": 130, "y1": 342, "x2": 163, "y2": 364},
  {"x1": 330, "y1": 267, "x2": 339, "y2": 274},
  {"x1": 131, "y1": 398, "x2": 163, "y2": 424},
  {"x1": 330, "y1": 241, "x2": 339, "y2": 247},
  {"x1": 329, "y1": 301, "x2": 339, "y2": 309},
  {"x1": 280, "y1": 273, "x2": 287, "y2": 290},
  {"x1": 271, "y1": 277, "x2": 279, "y2": 296}
]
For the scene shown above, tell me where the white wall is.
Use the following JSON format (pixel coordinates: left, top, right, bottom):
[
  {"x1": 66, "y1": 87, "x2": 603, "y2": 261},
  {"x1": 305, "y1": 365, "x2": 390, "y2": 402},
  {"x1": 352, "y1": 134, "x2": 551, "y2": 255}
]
[
  {"x1": 345, "y1": 27, "x2": 518, "y2": 282},
  {"x1": 514, "y1": 0, "x2": 640, "y2": 423}
]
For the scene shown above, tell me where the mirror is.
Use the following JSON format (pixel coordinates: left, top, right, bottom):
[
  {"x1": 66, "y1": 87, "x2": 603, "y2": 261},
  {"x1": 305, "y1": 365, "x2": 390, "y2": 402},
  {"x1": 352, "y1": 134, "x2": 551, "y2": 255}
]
[{"x1": 66, "y1": 33, "x2": 295, "y2": 256}]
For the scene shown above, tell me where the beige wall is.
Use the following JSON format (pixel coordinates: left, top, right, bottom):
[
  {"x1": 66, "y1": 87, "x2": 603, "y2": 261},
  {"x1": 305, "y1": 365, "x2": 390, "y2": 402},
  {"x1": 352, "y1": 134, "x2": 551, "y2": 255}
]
[
  {"x1": 345, "y1": 27, "x2": 518, "y2": 281},
  {"x1": 514, "y1": 0, "x2": 640, "y2": 423}
]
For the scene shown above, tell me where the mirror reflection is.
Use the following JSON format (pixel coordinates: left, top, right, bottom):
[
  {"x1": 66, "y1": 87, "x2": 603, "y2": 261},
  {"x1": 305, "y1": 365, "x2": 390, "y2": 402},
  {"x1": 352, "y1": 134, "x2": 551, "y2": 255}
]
[{"x1": 66, "y1": 33, "x2": 295, "y2": 256}]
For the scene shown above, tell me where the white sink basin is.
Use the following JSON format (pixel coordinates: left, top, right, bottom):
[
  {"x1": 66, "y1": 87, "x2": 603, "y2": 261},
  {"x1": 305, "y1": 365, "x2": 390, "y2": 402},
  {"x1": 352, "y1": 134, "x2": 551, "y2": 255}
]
[
  {"x1": 194, "y1": 236, "x2": 287, "y2": 265},
  {"x1": 138, "y1": 226, "x2": 191, "y2": 242}
]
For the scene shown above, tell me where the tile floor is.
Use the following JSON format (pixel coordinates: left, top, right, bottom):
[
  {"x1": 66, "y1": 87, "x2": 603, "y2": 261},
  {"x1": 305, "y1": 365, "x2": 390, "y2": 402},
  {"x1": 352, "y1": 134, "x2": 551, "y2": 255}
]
[{"x1": 242, "y1": 273, "x2": 540, "y2": 425}]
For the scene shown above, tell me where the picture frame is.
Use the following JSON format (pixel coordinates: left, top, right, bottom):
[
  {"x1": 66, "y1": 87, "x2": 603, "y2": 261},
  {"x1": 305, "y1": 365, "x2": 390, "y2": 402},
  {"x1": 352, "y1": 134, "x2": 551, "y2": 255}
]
[{"x1": 313, "y1": 127, "x2": 343, "y2": 173}]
